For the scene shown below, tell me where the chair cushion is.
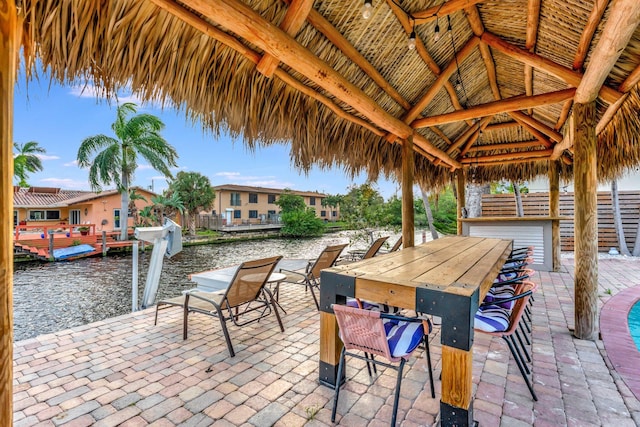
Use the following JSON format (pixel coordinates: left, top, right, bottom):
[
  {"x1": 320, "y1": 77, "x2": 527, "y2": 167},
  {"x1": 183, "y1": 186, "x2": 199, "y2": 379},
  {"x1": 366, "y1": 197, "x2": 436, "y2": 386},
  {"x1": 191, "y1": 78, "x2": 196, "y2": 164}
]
[
  {"x1": 474, "y1": 306, "x2": 510, "y2": 333},
  {"x1": 383, "y1": 318, "x2": 424, "y2": 358},
  {"x1": 346, "y1": 298, "x2": 401, "y2": 314},
  {"x1": 483, "y1": 287, "x2": 516, "y2": 310}
]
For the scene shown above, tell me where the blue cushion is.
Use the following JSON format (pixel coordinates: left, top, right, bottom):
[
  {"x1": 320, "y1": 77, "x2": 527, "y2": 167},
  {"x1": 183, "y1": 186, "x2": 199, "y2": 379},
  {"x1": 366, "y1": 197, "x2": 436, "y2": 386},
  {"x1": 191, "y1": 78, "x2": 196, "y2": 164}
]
[
  {"x1": 346, "y1": 298, "x2": 401, "y2": 314},
  {"x1": 383, "y1": 318, "x2": 424, "y2": 358},
  {"x1": 474, "y1": 306, "x2": 510, "y2": 332},
  {"x1": 494, "y1": 271, "x2": 519, "y2": 283},
  {"x1": 483, "y1": 288, "x2": 516, "y2": 310}
]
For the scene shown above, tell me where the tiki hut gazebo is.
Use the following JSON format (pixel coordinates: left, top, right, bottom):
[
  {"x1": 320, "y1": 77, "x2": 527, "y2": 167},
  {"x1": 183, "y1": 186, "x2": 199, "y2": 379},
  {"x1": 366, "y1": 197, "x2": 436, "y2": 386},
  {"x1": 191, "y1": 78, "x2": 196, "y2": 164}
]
[{"x1": 2, "y1": 0, "x2": 640, "y2": 425}]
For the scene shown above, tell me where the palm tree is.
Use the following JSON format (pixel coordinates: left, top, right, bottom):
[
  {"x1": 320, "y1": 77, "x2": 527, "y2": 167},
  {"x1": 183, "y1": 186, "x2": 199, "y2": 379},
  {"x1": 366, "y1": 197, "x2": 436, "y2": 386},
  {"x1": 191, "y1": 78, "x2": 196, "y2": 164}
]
[
  {"x1": 168, "y1": 171, "x2": 215, "y2": 235},
  {"x1": 77, "y1": 103, "x2": 178, "y2": 240},
  {"x1": 151, "y1": 193, "x2": 184, "y2": 224},
  {"x1": 13, "y1": 141, "x2": 46, "y2": 187},
  {"x1": 128, "y1": 189, "x2": 148, "y2": 228}
]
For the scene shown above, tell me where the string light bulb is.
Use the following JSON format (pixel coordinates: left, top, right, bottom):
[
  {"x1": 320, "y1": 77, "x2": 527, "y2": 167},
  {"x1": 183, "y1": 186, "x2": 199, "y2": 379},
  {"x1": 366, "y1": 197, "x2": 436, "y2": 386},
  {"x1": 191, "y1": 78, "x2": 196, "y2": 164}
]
[
  {"x1": 362, "y1": 0, "x2": 373, "y2": 19},
  {"x1": 408, "y1": 30, "x2": 416, "y2": 50},
  {"x1": 433, "y1": 18, "x2": 441, "y2": 42}
]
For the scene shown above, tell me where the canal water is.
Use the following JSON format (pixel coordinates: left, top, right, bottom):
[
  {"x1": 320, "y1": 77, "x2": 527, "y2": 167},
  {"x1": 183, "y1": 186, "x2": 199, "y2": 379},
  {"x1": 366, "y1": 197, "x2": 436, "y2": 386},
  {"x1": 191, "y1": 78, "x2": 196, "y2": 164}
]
[{"x1": 14, "y1": 230, "x2": 426, "y2": 341}]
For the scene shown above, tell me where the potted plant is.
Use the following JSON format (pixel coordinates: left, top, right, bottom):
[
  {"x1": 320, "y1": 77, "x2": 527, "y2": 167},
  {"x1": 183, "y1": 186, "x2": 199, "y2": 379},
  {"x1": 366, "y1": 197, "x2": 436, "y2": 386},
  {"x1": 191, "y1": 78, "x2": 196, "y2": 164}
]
[{"x1": 78, "y1": 226, "x2": 90, "y2": 236}]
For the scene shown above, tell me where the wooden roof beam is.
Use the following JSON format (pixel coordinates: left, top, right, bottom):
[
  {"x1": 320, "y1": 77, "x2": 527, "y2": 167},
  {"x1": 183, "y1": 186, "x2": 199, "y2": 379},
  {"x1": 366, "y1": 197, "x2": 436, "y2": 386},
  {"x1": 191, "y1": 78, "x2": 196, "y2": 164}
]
[
  {"x1": 510, "y1": 114, "x2": 553, "y2": 149},
  {"x1": 555, "y1": 99, "x2": 573, "y2": 131},
  {"x1": 458, "y1": 118, "x2": 493, "y2": 157},
  {"x1": 396, "y1": 36, "x2": 479, "y2": 128},
  {"x1": 524, "y1": 0, "x2": 541, "y2": 112},
  {"x1": 481, "y1": 31, "x2": 623, "y2": 104},
  {"x1": 446, "y1": 116, "x2": 493, "y2": 157},
  {"x1": 461, "y1": 149, "x2": 553, "y2": 164},
  {"x1": 183, "y1": 0, "x2": 460, "y2": 168},
  {"x1": 484, "y1": 121, "x2": 519, "y2": 131},
  {"x1": 618, "y1": 63, "x2": 640, "y2": 93},
  {"x1": 256, "y1": 0, "x2": 314, "y2": 78},
  {"x1": 467, "y1": 141, "x2": 544, "y2": 153},
  {"x1": 295, "y1": 0, "x2": 412, "y2": 111},
  {"x1": 385, "y1": 0, "x2": 470, "y2": 125},
  {"x1": 148, "y1": 0, "x2": 384, "y2": 137},
  {"x1": 463, "y1": 156, "x2": 551, "y2": 167},
  {"x1": 573, "y1": 0, "x2": 609, "y2": 71},
  {"x1": 413, "y1": 0, "x2": 488, "y2": 24},
  {"x1": 554, "y1": 0, "x2": 640, "y2": 160},
  {"x1": 413, "y1": 88, "x2": 576, "y2": 128},
  {"x1": 509, "y1": 110, "x2": 562, "y2": 142},
  {"x1": 575, "y1": 0, "x2": 640, "y2": 104}
]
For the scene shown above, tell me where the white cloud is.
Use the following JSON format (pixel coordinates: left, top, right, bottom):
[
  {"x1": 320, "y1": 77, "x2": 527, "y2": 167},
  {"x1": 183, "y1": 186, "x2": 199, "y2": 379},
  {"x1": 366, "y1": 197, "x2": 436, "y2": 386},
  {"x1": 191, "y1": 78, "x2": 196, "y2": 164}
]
[
  {"x1": 138, "y1": 164, "x2": 154, "y2": 170},
  {"x1": 39, "y1": 178, "x2": 89, "y2": 190},
  {"x1": 35, "y1": 154, "x2": 60, "y2": 161},
  {"x1": 215, "y1": 171, "x2": 241, "y2": 178},
  {"x1": 69, "y1": 83, "x2": 161, "y2": 109},
  {"x1": 63, "y1": 160, "x2": 79, "y2": 167}
]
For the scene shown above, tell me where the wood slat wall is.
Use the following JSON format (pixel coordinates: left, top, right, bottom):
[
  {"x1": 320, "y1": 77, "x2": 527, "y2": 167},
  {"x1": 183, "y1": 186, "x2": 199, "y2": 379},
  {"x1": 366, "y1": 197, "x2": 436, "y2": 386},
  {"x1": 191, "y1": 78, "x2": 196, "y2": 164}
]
[{"x1": 481, "y1": 191, "x2": 640, "y2": 252}]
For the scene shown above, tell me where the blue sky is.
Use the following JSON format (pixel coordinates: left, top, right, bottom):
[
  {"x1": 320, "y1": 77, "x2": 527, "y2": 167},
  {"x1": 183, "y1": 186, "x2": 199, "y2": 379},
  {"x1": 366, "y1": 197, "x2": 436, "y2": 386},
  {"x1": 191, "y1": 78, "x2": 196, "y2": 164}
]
[{"x1": 13, "y1": 65, "x2": 400, "y2": 199}]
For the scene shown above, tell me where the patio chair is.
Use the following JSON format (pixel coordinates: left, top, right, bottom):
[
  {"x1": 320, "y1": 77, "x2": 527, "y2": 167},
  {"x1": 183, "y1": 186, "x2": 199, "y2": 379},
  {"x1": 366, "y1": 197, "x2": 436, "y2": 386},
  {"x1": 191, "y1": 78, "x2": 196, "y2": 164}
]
[
  {"x1": 379, "y1": 236, "x2": 402, "y2": 254},
  {"x1": 331, "y1": 304, "x2": 436, "y2": 427},
  {"x1": 155, "y1": 255, "x2": 283, "y2": 357},
  {"x1": 474, "y1": 281, "x2": 537, "y2": 401},
  {"x1": 279, "y1": 243, "x2": 347, "y2": 310},
  {"x1": 343, "y1": 236, "x2": 389, "y2": 262}
]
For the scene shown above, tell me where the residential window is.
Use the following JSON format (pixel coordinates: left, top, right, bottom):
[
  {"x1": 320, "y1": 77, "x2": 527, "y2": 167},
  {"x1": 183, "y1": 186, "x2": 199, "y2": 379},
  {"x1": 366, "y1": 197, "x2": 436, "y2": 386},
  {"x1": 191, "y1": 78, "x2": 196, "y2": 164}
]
[
  {"x1": 70, "y1": 209, "x2": 81, "y2": 225},
  {"x1": 13, "y1": 210, "x2": 18, "y2": 226},
  {"x1": 268, "y1": 210, "x2": 276, "y2": 217},
  {"x1": 268, "y1": 194, "x2": 276, "y2": 204},
  {"x1": 114, "y1": 209, "x2": 121, "y2": 229},
  {"x1": 332, "y1": 211, "x2": 337, "y2": 217},
  {"x1": 28, "y1": 210, "x2": 60, "y2": 220},
  {"x1": 309, "y1": 196, "x2": 316, "y2": 206},
  {"x1": 249, "y1": 210, "x2": 258, "y2": 219},
  {"x1": 234, "y1": 210, "x2": 241, "y2": 219},
  {"x1": 230, "y1": 192, "x2": 241, "y2": 206},
  {"x1": 321, "y1": 210, "x2": 326, "y2": 217},
  {"x1": 249, "y1": 193, "x2": 258, "y2": 203}
]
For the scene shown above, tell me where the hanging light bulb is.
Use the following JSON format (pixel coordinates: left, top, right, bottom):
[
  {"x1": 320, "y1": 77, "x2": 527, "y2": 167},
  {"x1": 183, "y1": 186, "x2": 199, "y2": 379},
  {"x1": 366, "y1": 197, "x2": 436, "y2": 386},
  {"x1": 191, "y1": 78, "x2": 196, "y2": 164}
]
[
  {"x1": 408, "y1": 30, "x2": 416, "y2": 50},
  {"x1": 455, "y1": 79, "x2": 462, "y2": 91},
  {"x1": 433, "y1": 18, "x2": 441, "y2": 42},
  {"x1": 362, "y1": 0, "x2": 373, "y2": 19}
]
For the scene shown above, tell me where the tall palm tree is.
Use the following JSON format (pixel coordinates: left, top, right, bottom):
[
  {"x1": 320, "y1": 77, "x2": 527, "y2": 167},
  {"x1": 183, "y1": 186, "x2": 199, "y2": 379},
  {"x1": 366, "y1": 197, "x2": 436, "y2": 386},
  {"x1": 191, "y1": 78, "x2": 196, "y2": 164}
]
[
  {"x1": 13, "y1": 141, "x2": 46, "y2": 187},
  {"x1": 77, "y1": 103, "x2": 178, "y2": 240}
]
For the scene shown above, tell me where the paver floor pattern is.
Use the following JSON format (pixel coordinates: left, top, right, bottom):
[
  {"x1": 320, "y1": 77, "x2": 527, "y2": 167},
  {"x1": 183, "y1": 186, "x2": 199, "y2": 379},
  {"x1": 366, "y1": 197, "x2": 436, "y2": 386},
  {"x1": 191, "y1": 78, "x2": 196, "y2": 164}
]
[{"x1": 12, "y1": 257, "x2": 640, "y2": 426}]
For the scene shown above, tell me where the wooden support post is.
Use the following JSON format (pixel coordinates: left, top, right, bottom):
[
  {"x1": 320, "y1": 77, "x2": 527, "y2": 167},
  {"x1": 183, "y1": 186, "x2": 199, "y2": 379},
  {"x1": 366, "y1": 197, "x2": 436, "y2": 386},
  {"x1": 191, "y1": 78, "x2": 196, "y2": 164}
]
[
  {"x1": 456, "y1": 170, "x2": 466, "y2": 235},
  {"x1": 1, "y1": 2, "x2": 18, "y2": 425},
  {"x1": 573, "y1": 101, "x2": 599, "y2": 340},
  {"x1": 48, "y1": 232, "x2": 54, "y2": 259},
  {"x1": 548, "y1": 160, "x2": 561, "y2": 271},
  {"x1": 102, "y1": 231, "x2": 108, "y2": 257},
  {"x1": 402, "y1": 136, "x2": 415, "y2": 248}
]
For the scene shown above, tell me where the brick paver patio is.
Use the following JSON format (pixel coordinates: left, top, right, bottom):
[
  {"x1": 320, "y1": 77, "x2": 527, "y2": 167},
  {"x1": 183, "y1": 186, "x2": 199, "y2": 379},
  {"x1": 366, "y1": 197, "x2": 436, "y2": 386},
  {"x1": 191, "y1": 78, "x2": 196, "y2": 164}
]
[{"x1": 12, "y1": 257, "x2": 640, "y2": 426}]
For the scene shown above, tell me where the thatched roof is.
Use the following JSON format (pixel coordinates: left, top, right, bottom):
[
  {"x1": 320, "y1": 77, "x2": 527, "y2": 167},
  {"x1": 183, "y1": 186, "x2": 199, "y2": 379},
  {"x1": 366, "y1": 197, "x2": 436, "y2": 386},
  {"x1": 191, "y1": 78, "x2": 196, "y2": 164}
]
[{"x1": 19, "y1": 0, "x2": 640, "y2": 188}]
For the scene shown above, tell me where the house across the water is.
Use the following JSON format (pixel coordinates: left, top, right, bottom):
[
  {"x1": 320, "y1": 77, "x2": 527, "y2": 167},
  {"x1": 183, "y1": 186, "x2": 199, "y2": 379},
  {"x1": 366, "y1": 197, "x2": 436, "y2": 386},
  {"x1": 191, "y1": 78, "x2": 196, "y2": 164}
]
[{"x1": 13, "y1": 186, "x2": 157, "y2": 233}]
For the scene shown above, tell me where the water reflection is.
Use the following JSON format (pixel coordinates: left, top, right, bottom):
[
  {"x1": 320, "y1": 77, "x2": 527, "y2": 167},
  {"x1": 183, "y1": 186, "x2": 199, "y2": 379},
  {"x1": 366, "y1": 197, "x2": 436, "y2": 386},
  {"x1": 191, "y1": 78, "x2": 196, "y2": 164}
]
[{"x1": 14, "y1": 230, "x2": 428, "y2": 341}]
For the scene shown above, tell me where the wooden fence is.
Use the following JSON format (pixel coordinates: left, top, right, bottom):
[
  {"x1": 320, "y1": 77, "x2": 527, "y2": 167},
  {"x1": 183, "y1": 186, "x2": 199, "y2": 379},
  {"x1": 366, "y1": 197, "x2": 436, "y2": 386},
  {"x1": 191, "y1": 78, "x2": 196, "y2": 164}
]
[{"x1": 481, "y1": 191, "x2": 640, "y2": 252}]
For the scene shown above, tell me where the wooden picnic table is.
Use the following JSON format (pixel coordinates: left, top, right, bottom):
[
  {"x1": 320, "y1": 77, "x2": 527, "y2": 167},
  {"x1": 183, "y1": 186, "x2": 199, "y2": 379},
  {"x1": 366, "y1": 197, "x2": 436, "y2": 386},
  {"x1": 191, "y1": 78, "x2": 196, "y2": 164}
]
[{"x1": 319, "y1": 236, "x2": 513, "y2": 426}]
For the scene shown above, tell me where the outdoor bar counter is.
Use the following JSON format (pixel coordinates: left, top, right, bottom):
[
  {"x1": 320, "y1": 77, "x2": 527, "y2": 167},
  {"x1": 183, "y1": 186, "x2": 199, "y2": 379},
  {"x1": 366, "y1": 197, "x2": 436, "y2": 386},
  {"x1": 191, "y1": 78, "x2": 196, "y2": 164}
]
[
  {"x1": 320, "y1": 236, "x2": 512, "y2": 426},
  {"x1": 460, "y1": 216, "x2": 570, "y2": 271}
]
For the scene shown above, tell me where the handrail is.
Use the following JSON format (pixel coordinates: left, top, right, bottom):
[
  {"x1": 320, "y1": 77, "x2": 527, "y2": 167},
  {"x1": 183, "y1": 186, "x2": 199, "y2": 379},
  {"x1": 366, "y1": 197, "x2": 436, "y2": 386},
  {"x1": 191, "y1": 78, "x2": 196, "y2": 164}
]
[{"x1": 14, "y1": 223, "x2": 97, "y2": 240}]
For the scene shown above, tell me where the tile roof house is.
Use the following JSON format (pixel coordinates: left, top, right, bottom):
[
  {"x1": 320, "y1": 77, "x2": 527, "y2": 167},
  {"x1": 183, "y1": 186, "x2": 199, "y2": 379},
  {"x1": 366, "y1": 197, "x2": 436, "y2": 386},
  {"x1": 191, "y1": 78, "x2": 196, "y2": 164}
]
[{"x1": 13, "y1": 186, "x2": 157, "y2": 233}]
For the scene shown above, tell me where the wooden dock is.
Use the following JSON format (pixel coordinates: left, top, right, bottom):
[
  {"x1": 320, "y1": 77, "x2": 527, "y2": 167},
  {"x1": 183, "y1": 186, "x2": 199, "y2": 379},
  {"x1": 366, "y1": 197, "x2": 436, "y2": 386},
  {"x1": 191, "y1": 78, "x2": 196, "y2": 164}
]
[{"x1": 13, "y1": 224, "x2": 134, "y2": 261}]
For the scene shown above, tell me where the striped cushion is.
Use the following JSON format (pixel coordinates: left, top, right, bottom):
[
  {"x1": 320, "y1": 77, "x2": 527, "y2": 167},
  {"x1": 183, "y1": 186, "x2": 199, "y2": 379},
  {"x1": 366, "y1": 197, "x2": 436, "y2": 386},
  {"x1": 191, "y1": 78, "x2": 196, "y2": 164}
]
[
  {"x1": 346, "y1": 298, "x2": 401, "y2": 314},
  {"x1": 383, "y1": 318, "x2": 424, "y2": 358},
  {"x1": 494, "y1": 271, "x2": 519, "y2": 283},
  {"x1": 482, "y1": 288, "x2": 516, "y2": 310},
  {"x1": 474, "y1": 306, "x2": 510, "y2": 332}
]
